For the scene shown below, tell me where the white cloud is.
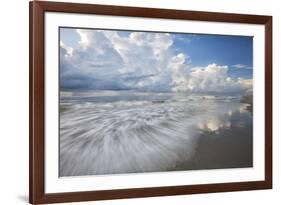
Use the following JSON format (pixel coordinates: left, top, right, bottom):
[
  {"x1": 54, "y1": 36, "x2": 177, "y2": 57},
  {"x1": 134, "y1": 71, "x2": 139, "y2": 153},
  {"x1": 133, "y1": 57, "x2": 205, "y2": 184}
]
[
  {"x1": 171, "y1": 64, "x2": 252, "y2": 93},
  {"x1": 60, "y1": 41, "x2": 73, "y2": 57},
  {"x1": 60, "y1": 29, "x2": 252, "y2": 94},
  {"x1": 233, "y1": 64, "x2": 252, "y2": 69}
]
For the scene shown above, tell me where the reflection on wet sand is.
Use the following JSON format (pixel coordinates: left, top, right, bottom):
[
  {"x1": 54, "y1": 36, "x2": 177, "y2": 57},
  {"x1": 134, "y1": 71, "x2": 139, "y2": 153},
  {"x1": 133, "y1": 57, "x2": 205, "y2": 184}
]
[
  {"x1": 173, "y1": 105, "x2": 253, "y2": 171},
  {"x1": 197, "y1": 104, "x2": 250, "y2": 133}
]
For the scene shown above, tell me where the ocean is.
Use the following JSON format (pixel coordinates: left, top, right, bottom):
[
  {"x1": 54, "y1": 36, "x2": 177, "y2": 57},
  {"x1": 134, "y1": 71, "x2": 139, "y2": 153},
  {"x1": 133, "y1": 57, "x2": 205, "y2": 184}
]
[{"x1": 59, "y1": 90, "x2": 253, "y2": 177}]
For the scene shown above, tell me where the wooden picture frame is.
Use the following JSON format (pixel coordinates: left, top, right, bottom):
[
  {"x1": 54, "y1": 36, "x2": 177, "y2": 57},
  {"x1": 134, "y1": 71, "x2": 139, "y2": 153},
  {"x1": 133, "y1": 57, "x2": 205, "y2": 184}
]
[{"x1": 29, "y1": 1, "x2": 272, "y2": 204}]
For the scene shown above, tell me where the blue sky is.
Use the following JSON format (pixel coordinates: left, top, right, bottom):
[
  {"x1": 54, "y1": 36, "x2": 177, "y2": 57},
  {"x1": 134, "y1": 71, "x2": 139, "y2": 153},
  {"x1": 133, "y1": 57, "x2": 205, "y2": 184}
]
[
  {"x1": 60, "y1": 28, "x2": 253, "y2": 93},
  {"x1": 172, "y1": 34, "x2": 253, "y2": 79}
]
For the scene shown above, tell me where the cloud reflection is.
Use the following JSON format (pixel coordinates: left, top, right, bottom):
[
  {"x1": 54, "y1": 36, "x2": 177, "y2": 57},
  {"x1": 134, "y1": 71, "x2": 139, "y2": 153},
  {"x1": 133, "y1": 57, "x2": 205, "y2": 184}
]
[{"x1": 197, "y1": 104, "x2": 251, "y2": 133}]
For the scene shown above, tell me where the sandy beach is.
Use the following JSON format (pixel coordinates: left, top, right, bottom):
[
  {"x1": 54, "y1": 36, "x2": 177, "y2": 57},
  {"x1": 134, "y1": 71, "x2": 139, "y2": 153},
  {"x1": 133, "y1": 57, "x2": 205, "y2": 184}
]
[{"x1": 59, "y1": 91, "x2": 253, "y2": 177}]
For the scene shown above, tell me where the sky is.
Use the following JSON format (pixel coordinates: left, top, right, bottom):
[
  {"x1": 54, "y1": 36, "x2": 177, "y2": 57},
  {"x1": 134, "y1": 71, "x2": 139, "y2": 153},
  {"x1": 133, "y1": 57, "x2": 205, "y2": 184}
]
[{"x1": 60, "y1": 27, "x2": 253, "y2": 94}]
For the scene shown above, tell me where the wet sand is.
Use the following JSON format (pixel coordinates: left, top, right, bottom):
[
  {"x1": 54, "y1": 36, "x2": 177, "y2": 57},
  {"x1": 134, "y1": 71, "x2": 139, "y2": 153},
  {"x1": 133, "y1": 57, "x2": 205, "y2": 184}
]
[{"x1": 173, "y1": 125, "x2": 253, "y2": 171}]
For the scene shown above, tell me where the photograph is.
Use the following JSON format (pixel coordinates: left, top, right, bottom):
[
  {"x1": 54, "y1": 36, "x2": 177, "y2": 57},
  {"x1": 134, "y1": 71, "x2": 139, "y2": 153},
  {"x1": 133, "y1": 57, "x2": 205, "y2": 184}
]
[
  {"x1": 29, "y1": 2, "x2": 272, "y2": 203},
  {"x1": 59, "y1": 27, "x2": 253, "y2": 177}
]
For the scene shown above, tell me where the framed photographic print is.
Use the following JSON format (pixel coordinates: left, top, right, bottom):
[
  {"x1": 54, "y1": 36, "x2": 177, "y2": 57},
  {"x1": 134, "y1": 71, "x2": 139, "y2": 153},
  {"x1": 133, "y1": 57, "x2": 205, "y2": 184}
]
[{"x1": 29, "y1": 1, "x2": 272, "y2": 204}]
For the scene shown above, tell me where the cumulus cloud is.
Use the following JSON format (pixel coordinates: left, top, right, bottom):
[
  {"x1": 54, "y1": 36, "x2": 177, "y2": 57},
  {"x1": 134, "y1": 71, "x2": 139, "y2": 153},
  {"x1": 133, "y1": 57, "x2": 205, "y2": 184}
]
[
  {"x1": 60, "y1": 29, "x2": 252, "y2": 94},
  {"x1": 171, "y1": 64, "x2": 252, "y2": 93}
]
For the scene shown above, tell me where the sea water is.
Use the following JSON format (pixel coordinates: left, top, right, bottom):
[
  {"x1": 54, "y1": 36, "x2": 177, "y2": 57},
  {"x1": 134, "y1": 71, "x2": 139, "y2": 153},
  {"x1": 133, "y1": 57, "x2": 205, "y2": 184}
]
[{"x1": 59, "y1": 90, "x2": 252, "y2": 177}]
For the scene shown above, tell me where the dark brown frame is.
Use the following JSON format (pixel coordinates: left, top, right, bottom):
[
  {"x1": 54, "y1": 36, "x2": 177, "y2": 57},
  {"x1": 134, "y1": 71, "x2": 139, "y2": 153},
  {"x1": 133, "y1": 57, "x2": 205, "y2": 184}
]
[{"x1": 29, "y1": 1, "x2": 272, "y2": 204}]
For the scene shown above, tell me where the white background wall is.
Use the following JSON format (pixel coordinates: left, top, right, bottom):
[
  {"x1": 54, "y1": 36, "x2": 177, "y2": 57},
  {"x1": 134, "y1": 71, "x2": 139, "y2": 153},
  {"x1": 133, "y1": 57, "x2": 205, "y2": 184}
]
[{"x1": 0, "y1": 0, "x2": 279, "y2": 204}]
